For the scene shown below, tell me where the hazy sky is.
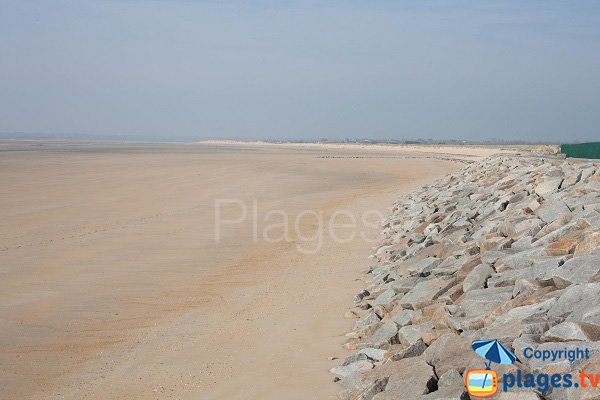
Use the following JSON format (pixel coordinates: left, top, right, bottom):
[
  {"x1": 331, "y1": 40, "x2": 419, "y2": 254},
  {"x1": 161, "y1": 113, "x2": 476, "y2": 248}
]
[{"x1": 1, "y1": 1, "x2": 599, "y2": 141}]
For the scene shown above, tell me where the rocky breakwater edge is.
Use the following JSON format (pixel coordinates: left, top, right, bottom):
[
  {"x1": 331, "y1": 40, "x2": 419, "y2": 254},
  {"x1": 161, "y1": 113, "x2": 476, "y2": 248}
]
[{"x1": 331, "y1": 155, "x2": 600, "y2": 399}]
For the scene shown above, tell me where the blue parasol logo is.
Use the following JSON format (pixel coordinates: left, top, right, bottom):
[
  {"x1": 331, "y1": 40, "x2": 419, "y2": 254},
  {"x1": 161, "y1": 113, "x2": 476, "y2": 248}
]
[
  {"x1": 466, "y1": 339, "x2": 516, "y2": 397},
  {"x1": 471, "y1": 339, "x2": 517, "y2": 370}
]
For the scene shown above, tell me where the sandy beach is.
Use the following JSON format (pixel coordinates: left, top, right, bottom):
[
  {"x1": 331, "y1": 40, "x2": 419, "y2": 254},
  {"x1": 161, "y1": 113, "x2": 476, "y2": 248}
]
[
  {"x1": 1, "y1": 141, "x2": 477, "y2": 399},
  {"x1": 2, "y1": 0, "x2": 598, "y2": 398}
]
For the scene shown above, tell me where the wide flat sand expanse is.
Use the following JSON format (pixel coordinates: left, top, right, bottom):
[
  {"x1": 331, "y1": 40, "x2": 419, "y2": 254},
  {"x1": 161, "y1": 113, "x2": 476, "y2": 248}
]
[{"x1": 0, "y1": 141, "x2": 469, "y2": 399}]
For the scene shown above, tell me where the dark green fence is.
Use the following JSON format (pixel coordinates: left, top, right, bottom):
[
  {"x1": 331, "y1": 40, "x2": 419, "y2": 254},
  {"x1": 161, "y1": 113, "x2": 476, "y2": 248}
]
[{"x1": 561, "y1": 142, "x2": 600, "y2": 159}]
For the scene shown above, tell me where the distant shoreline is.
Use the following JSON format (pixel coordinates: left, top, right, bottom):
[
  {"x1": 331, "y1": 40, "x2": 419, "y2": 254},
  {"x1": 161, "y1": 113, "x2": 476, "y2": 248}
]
[{"x1": 197, "y1": 139, "x2": 559, "y2": 160}]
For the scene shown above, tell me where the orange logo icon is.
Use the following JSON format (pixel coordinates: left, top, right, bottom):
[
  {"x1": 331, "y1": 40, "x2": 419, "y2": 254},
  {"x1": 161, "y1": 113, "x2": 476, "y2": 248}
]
[{"x1": 465, "y1": 369, "x2": 498, "y2": 398}]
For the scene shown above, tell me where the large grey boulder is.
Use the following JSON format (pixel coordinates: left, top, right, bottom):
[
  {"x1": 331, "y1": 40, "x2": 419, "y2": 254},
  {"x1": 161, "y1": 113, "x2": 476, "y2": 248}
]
[
  {"x1": 343, "y1": 348, "x2": 389, "y2": 367},
  {"x1": 390, "y1": 276, "x2": 419, "y2": 294},
  {"x1": 492, "y1": 257, "x2": 566, "y2": 288},
  {"x1": 330, "y1": 360, "x2": 374, "y2": 378},
  {"x1": 398, "y1": 321, "x2": 435, "y2": 346},
  {"x1": 515, "y1": 218, "x2": 544, "y2": 234},
  {"x1": 423, "y1": 369, "x2": 469, "y2": 399},
  {"x1": 536, "y1": 200, "x2": 571, "y2": 223},
  {"x1": 391, "y1": 309, "x2": 421, "y2": 328},
  {"x1": 342, "y1": 352, "x2": 370, "y2": 366},
  {"x1": 463, "y1": 263, "x2": 495, "y2": 292},
  {"x1": 368, "y1": 357, "x2": 437, "y2": 400},
  {"x1": 575, "y1": 232, "x2": 600, "y2": 256},
  {"x1": 511, "y1": 235, "x2": 534, "y2": 250},
  {"x1": 535, "y1": 218, "x2": 590, "y2": 246},
  {"x1": 488, "y1": 268, "x2": 533, "y2": 288},
  {"x1": 547, "y1": 283, "x2": 600, "y2": 324},
  {"x1": 371, "y1": 288, "x2": 398, "y2": 307},
  {"x1": 483, "y1": 298, "x2": 557, "y2": 342},
  {"x1": 337, "y1": 377, "x2": 389, "y2": 400},
  {"x1": 336, "y1": 371, "x2": 375, "y2": 391},
  {"x1": 581, "y1": 166, "x2": 597, "y2": 181},
  {"x1": 448, "y1": 315, "x2": 486, "y2": 332},
  {"x1": 459, "y1": 287, "x2": 513, "y2": 317},
  {"x1": 400, "y1": 277, "x2": 456, "y2": 310},
  {"x1": 547, "y1": 253, "x2": 600, "y2": 289},
  {"x1": 495, "y1": 247, "x2": 548, "y2": 271},
  {"x1": 423, "y1": 332, "x2": 478, "y2": 375},
  {"x1": 407, "y1": 257, "x2": 443, "y2": 277},
  {"x1": 360, "y1": 321, "x2": 399, "y2": 349},
  {"x1": 388, "y1": 340, "x2": 427, "y2": 361},
  {"x1": 541, "y1": 321, "x2": 600, "y2": 342},
  {"x1": 512, "y1": 278, "x2": 547, "y2": 298},
  {"x1": 481, "y1": 250, "x2": 507, "y2": 265},
  {"x1": 535, "y1": 177, "x2": 563, "y2": 197},
  {"x1": 531, "y1": 257, "x2": 568, "y2": 283},
  {"x1": 355, "y1": 310, "x2": 381, "y2": 331}
]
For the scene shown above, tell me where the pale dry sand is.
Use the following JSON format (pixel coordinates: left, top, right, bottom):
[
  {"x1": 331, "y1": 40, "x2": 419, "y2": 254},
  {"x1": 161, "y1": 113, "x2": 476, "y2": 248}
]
[{"x1": 0, "y1": 141, "x2": 476, "y2": 399}]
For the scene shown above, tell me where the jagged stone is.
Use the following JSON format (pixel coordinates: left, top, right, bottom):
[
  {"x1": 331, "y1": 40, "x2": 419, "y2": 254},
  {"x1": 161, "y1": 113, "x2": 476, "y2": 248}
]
[
  {"x1": 423, "y1": 332, "x2": 477, "y2": 376},
  {"x1": 342, "y1": 352, "x2": 370, "y2": 366},
  {"x1": 390, "y1": 308, "x2": 421, "y2": 328},
  {"x1": 535, "y1": 177, "x2": 563, "y2": 197},
  {"x1": 574, "y1": 232, "x2": 600, "y2": 256},
  {"x1": 515, "y1": 218, "x2": 544, "y2": 234},
  {"x1": 418, "y1": 303, "x2": 450, "y2": 327},
  {"x1": 388, "y1": 340, "x2": 427, "y2": 362},
  {"x1": 541, "y1": 322, "x2": 600, "y2": 342},
  {"x1": 480, "y1": 250, "x2": 507, "y2": 265},
  {"x1": 400, "y1": 277, "x2": 457, "y2": 310},
  {"x1": 355, "y1": 310, "x2": 381, "y2": 331},
  {"x1": 407, "y1": 257, "x2": 443, "y2": 277},
  {"x1": 512, "y1": 235, "x2": 534, "y2": 250},
  {"x1": 548, "y1": 283, "x2": 600, "y2": 325},
  {"x1": 367, "y1": 357, "x2": 436, "y2": 400},
  {"x1": 536, "y1": 218, "x2": 590, "y2": 246},
  {"x1": 448, "y1": 315, "x2": 485, "y2": 332},
  {"x1": 424, "y1": 369, "x2": 469, "y2": 399},
  {"x1": 581, "y1": 166, "x2": 597, "y2": 181},
  {"x1": 390, "y1": 276, "x2": 419, "y2": 294},
  {"x1": 513, "y1": 278, "x2": 547, "y2": 298},
  {"x1": 495, "y1": 247, "x2": 548, "y2": 272},
  {"x1": 371, "y1": 288, "x2": 398, "y2": 307},
  {"x1": 524, "y1": 198, "x2": 541, "y2": 212},
  {"x1": 531, "y1": 257, "x2": 568, "y2": 283},
  {"x1": 436, "y1": 281, "x2": 464, "y2": 304},
  {"x1": 354, "y1": 289, "x2": 371, "y2": 303},
  {"x1": 546, "y1": 238, "x2": 578, "y2": 256},
  {"x1": 548, "y1": 253, "x2": 600, "y2": 289},
  {"x1": 536, "y1": 200, "x2": 571, "y2": 223},
  {"x1": 359, "y1": 321, "x2": 399, "y2": 349},
  {"x1": 463, "y1": 263, "x2": 495, "y2": 292},
  {"x1": 409, "y1": 233, "x2": 426, "y2": 244},
  {"x1": 373, "y1": 304, "x2": 394, "y2": 319},
  {"x1": 337, "y1": 377, "x2": 389, "y2": 400},
  {"x1": 459, "y1": 287, "x2": 513, "y2": 317},
  {"x1": 483, "y1": 298, "x2": 557, "y2": 342},
  {"x1": 330, "y1": 360, "x2": 374, "y2": 378},
  {"x1": 398, "y1": 321, "x2": 435, "y2": 346},
  {"x1": 456, "y1": 255, "x2": 483, "y2": 280}
]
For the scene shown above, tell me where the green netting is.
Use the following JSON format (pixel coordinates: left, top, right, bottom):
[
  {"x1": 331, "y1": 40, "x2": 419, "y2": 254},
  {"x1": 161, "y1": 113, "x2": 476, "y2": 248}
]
[{"x1": 561, "y1": 142, "x2": 600, "y2": 159}]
